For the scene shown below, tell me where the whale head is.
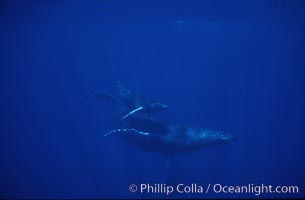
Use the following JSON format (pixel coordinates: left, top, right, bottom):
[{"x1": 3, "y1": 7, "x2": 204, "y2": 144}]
[
  {"x1": 191, "y1": 128, "x2": 234, "y2": 146},
  {"x1": 148, "y1": 102, "x2": 168, "y2": 112}
]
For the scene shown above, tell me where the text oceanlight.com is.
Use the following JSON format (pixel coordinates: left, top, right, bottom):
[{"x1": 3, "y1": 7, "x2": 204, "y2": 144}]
[{"x1": 129, "y1": 183, "x2": 299, "y2": 196}]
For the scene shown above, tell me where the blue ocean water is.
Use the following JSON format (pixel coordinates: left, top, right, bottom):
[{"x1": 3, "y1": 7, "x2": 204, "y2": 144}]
[{"x1": 1, "y1": 0, "x2": 305, "y2": 199}]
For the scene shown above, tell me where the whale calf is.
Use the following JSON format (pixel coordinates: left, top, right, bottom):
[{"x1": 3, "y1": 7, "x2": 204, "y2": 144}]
[{"x1": 96, "y1": 81, "x2": 168, "y2": 119}]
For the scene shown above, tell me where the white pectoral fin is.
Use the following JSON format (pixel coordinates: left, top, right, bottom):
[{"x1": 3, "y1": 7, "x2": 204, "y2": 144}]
[
  {"x1": 104, "y1": 128, "x2": 149, "y2": 136},
  {"x1": 121, "y1": 106, "x2": 143, "y2": 119}
]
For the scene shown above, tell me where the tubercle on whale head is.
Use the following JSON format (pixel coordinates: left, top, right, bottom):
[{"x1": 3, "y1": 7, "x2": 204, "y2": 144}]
[{"x1": 196, "y1": 129, "x2": 234, "y2": 144}]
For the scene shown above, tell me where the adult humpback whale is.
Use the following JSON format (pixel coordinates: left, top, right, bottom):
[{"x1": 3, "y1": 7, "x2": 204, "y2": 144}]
[
  {"x1": 106, "y1": 115, "x2": 233, "y2": 153},
  {"x1": 100, "y1": 82, "x2": 233, "y2": 153}
]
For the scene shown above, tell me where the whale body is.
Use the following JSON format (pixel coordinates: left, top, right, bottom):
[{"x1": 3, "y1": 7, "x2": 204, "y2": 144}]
[{"x1": 100, "y1": 82, "x2": 233, "y2": 154}]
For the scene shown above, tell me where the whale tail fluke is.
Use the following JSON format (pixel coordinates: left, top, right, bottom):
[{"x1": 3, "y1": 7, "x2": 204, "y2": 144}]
[
  {"x1": 117, "y1": 81, "x2": 132, "y2": 98},
  {"x1": 95, "y1": 92, "x2": 117, "y2": 104},
  {"x1": 93, "y1": 81, "x2": 129, "y2": 104}
]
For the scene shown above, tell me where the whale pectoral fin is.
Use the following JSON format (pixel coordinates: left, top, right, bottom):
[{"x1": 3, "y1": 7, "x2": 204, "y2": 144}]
[
  {"x1": 121, "y1": 106, "x2": 144, "y2": 119},
  {"x1": 104, "y1": 128, "x2": 150, "y2": 137}
]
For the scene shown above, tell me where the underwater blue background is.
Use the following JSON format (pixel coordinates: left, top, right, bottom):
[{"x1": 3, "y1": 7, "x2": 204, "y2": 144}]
[{"x1": 1, "y1": 0, "x2": 305, "y2": 199}]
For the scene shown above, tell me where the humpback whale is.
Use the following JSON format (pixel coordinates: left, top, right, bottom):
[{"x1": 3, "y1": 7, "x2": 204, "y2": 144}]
[
  {"x1": 106, "y1": 115, "x2": 233, "y2": 153},
  {"x1": 100, "y1": 82, "x2": 233, "y2": 154},
  {"x1": 97, "y1": 81, "x2": 168, "y2": 119}
]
